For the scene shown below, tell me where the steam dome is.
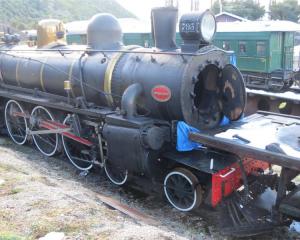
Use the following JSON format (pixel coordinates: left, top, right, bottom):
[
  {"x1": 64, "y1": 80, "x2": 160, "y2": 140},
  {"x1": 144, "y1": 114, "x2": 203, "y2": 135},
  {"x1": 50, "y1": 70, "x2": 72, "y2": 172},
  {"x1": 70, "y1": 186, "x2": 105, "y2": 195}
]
[{"x1": 87, "y1": 13, "x2": 123, "y2": 50}]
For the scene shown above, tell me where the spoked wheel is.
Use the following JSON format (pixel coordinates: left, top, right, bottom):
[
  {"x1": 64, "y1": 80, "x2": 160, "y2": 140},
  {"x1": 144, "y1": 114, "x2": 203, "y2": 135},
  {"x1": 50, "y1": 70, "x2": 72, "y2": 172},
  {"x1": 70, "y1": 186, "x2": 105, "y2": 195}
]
[
  {"x1": 104, "y1": 159, "x2": 128, "y2": 186},
  {"x1": 62, "y1": 114, "x2": 95, "y2": 171},
  {"x1": 30, "y1": 106, "x2": 59, "y2": 156},
  {"x1": 4, "y1": 100, "x2": 28, "y2": 145},
  {"x1": 164, "y1": 168, "x2": 202, "y2": 212}
]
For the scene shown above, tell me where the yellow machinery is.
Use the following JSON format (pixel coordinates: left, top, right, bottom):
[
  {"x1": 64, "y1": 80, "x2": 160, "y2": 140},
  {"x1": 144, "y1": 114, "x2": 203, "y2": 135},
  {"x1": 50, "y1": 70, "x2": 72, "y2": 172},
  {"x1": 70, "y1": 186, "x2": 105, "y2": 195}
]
[{"x1": 37, "y1": 19, "x2": 66, "y2": 48}]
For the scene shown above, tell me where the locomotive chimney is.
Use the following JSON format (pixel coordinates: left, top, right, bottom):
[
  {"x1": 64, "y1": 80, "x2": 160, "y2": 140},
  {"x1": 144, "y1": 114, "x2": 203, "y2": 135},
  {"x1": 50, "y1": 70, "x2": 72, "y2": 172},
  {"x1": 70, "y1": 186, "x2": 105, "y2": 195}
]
[{"x1": 151, "y1": 7, "x2": 178, "y2": 50}]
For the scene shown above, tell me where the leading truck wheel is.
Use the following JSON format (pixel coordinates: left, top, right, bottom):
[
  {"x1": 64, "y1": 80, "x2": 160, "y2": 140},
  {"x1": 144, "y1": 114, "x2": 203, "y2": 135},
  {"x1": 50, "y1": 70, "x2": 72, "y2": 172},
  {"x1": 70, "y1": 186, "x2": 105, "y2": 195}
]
[
  {"x1": 4, "y1": 100, "x2": 28, "y2": 145},
  {"x1": 30, "y1": 106, "x2": 59, "y2": 157},
  {"x1": 164, "y1": 168, "x2": 202, "y2": 212}
]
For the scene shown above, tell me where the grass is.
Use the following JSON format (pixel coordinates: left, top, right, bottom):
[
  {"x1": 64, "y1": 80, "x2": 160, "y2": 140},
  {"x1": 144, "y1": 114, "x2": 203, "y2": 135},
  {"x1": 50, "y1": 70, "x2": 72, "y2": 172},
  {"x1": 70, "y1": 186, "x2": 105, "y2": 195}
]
[
  {"x1": 0, "y1": 179, "x2": 23, "y2": 197},
  {"x1": 0, "y1": 232, "x2": 23, "y2": 240},
  {"x1": 0, "y1": 163, "x2": 17, "y2": 173},
  {"x1": 30, "y1": 221, "x2": 57, "y2": 239},
  {"x1": 0, "y1": 162, "x2": 28, "y2": 176},
  {"x1": 9, "y1": 188, "x2": 22, "y2": 195},
  {"x1": 29, "y1": 218, "x2": 91, "y2": 239}
]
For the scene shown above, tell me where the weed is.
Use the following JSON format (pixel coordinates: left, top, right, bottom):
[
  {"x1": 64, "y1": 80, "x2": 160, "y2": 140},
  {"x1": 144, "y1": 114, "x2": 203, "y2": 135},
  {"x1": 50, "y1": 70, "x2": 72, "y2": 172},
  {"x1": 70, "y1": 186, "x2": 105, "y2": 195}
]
[{"x1": 0, "y1": 232, "x2": 23, "y2": 240}]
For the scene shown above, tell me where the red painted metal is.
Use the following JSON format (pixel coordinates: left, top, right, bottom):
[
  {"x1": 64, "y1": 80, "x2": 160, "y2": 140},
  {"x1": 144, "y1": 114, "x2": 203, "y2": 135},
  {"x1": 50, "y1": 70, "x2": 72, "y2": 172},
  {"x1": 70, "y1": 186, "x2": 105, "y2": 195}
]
[
  {"x1": 11, "y1": 111, "x2": 27, "y2": 118},
  {"x1": 151, "y1": 85, "x2": 171, "y2": 102},
  {"x1": 211, "y1": 158, "x2": 269, "y2": 207},
  {"x1": 62, "y1": 132, "x2": 93, "y2": 147},
  {"x1": 38, "y1": 120, "x2": 93, "y2": 147},
  {"x1": 44, "y1": 120, "x2": 69, "y2": 129}
]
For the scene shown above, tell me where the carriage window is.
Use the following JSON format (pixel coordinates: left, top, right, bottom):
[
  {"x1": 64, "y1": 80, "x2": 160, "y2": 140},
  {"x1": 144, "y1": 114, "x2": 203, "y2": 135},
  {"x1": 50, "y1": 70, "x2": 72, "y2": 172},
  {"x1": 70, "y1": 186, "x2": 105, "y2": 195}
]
[
  {"x1": 257, "y1": 41, "x2": 266, "y2": 56},
  {"x1": 222, "y1": 41, "x2": 230, "y2": 50},
  {"x1": 239, "y1": 41, "x2": 246, "y2": 54}
]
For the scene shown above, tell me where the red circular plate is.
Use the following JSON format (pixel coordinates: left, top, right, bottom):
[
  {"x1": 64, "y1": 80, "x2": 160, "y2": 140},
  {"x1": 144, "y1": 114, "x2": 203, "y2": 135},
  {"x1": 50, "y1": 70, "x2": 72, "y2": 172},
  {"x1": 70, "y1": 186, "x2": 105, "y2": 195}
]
[{"x1": 151, "y1": 85, "x2": 171, "y2": 102}]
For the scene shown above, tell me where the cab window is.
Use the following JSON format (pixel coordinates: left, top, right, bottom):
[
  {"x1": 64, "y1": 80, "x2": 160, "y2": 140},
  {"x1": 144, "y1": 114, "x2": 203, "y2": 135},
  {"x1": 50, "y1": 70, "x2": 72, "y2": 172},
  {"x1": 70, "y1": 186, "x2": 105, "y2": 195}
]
[{"x1": 257, "y1": 41, "x2": 266, "y2": 56}]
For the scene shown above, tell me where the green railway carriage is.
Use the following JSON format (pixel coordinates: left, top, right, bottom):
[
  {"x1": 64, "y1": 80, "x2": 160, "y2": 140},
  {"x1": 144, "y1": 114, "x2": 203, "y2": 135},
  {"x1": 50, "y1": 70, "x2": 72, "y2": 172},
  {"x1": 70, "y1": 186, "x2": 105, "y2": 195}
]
[
  {"x1": 213, "y1": 21, "x2": 300, "y2": 91},
  {"x1": 65, "y1": 20, "x2": 88, "y2": 45},
  {"x1": 65, "y1": 19, "x2": 300, "y2": 91},
  {"x1": 67, "y1": 29, "x2": 154, "y2": 47},
  {"x1": 66, "y1": 18, "x2": 155, "y2": 47}
]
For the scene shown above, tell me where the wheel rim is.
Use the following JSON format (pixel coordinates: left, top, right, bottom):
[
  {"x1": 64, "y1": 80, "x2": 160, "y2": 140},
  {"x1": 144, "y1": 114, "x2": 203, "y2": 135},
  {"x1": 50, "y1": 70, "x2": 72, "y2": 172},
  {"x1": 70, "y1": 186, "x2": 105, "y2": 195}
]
[
  {"x1": 62, "y1": 115, "x2": 94, "y2": 171},
  {"x1": 31, "y1": 106, "x2": 58, "y2": 156},
  {"x1": 104, "y1": 160, "x2": 128, "y2": 186},
  {"x1": 4, "y1": 100, "x2": 28, "y2": 145},
  {"x1": 164, "y1": 168, "x2": 202, "y2": 212}
]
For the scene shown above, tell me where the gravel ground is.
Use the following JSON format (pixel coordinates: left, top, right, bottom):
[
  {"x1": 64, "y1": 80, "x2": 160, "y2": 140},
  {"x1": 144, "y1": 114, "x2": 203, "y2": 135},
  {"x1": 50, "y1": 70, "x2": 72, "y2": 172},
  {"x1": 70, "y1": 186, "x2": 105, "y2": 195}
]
[{"x1": 0, "y1": 136, "x2": 299, "y2": 240}]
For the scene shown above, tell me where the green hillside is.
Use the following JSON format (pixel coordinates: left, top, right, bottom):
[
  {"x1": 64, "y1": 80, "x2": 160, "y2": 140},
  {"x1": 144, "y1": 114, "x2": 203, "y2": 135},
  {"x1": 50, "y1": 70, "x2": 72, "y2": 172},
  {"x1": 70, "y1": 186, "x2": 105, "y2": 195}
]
[{"x1": 0, "y1": 0, "x2": 135, "y2": 30}]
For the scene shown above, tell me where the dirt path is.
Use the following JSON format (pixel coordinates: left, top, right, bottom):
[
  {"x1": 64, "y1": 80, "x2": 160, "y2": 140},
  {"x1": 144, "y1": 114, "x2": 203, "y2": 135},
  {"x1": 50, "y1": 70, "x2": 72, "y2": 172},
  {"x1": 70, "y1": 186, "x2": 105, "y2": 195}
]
[{"x1": 0, "y1": 137, "x2": 299, "y2": 240}]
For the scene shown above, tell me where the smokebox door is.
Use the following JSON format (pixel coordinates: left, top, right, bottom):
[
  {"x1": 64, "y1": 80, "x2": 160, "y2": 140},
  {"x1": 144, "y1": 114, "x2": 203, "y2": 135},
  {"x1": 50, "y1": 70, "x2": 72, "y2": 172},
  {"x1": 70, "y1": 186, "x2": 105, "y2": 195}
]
[{"x1": 219, "y1": 64, "x2": 246, "y2": 121}]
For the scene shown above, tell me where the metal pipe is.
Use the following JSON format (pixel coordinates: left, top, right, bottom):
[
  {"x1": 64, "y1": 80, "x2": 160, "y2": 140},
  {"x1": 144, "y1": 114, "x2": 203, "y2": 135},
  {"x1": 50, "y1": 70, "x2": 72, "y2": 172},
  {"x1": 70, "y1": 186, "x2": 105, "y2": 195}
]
[
  {"x1": 0, "y1": 48, "x2": 231, "y2": 56},
  {"x1": 121, "y1": 83, "x2": 143, "y2": 119},
  {"x1": 78, "y1": 52, "x2": 86, "y2": 101}
]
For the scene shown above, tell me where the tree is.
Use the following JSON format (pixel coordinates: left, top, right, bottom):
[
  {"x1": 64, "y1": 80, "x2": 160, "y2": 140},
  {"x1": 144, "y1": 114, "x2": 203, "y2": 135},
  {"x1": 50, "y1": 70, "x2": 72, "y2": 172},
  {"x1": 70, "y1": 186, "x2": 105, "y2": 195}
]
[
  {"x1": 0, "y1": 0, "x2": 135, "y2": 30},
  {"x1": 212, "y1": 0, "x2": 265, "y2": 20},
  {"x1": 270, "y1": 0, "x2": 300, "y2": 22}
]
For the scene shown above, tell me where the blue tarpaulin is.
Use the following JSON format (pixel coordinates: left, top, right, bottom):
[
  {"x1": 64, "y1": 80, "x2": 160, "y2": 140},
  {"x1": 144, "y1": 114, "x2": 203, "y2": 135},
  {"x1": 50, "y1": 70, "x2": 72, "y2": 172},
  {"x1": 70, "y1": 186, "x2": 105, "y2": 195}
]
[
  {"x1": 229, "y1": 53, "x2": 237, "y2": 66},
  {"x1": 176, "y1": 121, "x2": 202, "y2": 151},
  {"x1": 176, "y1": 116, "x2": 231, "y2": 152}
]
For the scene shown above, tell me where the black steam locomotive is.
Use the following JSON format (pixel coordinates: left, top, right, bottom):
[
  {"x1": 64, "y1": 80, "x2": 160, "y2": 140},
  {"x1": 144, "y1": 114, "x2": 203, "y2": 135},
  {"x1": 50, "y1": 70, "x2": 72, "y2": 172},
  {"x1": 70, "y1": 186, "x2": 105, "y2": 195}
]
[{"x1": 0, "y1": 7, "x2": 248, "y2": 215}]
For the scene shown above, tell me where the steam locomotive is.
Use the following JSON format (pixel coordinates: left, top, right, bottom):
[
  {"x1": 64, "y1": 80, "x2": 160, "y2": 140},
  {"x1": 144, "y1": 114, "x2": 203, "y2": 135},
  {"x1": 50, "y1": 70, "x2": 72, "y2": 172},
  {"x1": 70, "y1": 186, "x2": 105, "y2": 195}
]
[{"x1": 0, "y1": 7, "x2": 252, "y2": 217}]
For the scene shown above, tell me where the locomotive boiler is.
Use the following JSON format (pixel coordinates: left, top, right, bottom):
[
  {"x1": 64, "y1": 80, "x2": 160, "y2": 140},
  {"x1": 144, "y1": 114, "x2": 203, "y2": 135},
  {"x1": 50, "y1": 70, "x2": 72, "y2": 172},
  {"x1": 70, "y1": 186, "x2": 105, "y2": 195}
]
[
  {"x1": 0, "y1": 7, "x2": 245, "y2": 129},
  {"x1": 0, "y1": 7, "x2": 247, "y2": 213}
]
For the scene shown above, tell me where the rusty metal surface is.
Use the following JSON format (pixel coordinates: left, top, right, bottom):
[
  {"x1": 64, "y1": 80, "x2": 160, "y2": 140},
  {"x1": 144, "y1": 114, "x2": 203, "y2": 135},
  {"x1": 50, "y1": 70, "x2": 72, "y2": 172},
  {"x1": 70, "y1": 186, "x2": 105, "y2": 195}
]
[
  {"x1": 220, "y1": 64, "x2": 246, "y2": 121},
  {"x1": 95, "y1": 194, "x2": 158, "y2": 226}
]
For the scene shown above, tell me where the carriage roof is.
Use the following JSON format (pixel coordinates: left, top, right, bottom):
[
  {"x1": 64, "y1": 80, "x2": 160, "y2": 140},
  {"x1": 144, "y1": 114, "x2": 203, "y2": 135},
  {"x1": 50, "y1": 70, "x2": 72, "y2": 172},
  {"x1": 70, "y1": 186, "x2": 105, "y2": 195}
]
[
  {"x1": 66, "y1": 18, "x2": 150, "y2": 35},
  {"x1": 217, "y1": 20, "x2": 300, "y2": 33}
]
